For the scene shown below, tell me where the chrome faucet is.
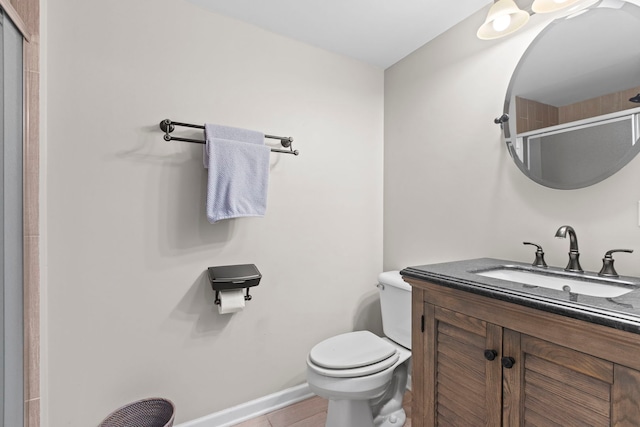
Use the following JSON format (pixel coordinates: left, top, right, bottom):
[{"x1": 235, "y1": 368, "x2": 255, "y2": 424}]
[{"x1": 555, "y1": 225, "x2": 583, "y2": 273}]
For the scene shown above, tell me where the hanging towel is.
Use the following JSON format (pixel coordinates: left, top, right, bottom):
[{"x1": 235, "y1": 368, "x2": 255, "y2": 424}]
[
  {"x1": 204, "y1": 124, "x2": 265, "y2": 168},
  {"x1": 204, "y1": 125, "x2": 270, "y2": 223}
]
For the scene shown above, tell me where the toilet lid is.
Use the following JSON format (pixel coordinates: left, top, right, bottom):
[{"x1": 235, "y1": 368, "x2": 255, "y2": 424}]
[{"x1": 309, "y1": 331, "x2": 397, "y2": 370}]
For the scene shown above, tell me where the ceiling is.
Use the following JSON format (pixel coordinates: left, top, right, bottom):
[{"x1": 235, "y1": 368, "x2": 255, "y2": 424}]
[{"x1": 186, "y1": 0, "x2": 493, "y2": 68}]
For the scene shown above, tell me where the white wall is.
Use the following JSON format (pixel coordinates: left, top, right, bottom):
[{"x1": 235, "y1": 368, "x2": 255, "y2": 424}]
[
  {"x1": 384, "y1": 9, "x2": 640, "y2": 276},
  {"x1": 45, "y1": 0, "x2": 384, "y2": 425}
]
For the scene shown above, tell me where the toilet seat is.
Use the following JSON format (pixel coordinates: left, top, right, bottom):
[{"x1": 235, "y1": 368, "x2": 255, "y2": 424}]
[
  {"x1": 307, "y1": 352, "x2": 400, "y2": 378},
  {"x1": 307, "y1": 331, "x2": 399, "y2": 378}
]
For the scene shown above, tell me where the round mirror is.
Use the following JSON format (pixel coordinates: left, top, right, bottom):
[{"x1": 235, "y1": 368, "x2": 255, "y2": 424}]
[{"x1": 503, "y1": 0, "x2": 640, "y2": 189}]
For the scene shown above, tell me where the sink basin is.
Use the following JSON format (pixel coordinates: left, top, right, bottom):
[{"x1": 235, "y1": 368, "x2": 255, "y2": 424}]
[{"x1": 475, "y1": 266, "x2": 635, "y2": 298}]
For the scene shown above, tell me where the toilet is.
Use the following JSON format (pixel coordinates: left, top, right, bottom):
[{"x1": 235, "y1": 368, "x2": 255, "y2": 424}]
[{"x1": 306, "y1": 271, "x2": 412, "y2": 427}]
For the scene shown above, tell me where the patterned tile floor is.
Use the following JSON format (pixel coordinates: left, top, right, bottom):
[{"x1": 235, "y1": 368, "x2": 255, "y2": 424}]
[{"x1": 232, "y1": 391, "x2": 412, "y2": 427}]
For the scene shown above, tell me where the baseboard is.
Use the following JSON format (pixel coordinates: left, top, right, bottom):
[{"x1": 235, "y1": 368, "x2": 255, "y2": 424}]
[
  {"x1": 175, "y1": 372, "x2": 411, "y2": 426},
  {"x1": 175, "y1": 383, "x2": 314, "y2": 427}
]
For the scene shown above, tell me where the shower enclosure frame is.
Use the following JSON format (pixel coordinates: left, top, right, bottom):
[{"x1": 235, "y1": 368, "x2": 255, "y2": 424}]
[{"x1": 0, "y1": 0, "x2": 39, "y2": 426}]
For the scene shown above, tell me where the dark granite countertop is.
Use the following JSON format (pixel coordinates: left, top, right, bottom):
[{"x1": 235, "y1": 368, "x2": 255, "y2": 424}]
[{"x1": 401, "y1": 258, "x2": 640, "y2": 334}]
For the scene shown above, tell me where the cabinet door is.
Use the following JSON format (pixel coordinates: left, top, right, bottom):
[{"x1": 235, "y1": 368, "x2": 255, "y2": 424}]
[
  {"x1": 422, "y1": 303, "x2": 502, "y2": 426},
  {"x1": 503, "y1": 333, "x2": 614, "y2": 426}
]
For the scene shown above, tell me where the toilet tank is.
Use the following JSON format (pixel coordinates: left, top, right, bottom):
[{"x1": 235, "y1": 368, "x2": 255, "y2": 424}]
[{"x1": 378, "y1": 271, "x2": 412, "y2": 349}]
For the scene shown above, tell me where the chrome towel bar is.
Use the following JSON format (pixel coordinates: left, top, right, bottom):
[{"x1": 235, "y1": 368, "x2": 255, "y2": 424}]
[{"x1": 159, "y1": 119, "x2": 299, "y2": 155}]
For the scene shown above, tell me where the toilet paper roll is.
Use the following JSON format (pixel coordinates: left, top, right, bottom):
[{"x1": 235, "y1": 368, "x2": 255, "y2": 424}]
[{"x1": 218, "y1": 289, "x2": 246, "y2": 314}]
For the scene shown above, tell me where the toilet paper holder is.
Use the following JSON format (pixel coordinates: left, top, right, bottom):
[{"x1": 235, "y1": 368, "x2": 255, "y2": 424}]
[{"x1": 207, "y1": 264, "x2": 262, "y2": 306}]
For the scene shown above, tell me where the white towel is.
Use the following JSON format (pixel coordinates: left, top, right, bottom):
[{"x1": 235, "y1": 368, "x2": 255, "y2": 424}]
[
  {"x1": 204, "y1": 124, "x2": 264, "y2": 168},
  {"x1": 204, "y1": 125, "x2": 270, "y2": 223}
]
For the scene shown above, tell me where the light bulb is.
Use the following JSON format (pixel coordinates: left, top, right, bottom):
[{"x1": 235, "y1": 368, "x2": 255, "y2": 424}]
[
  {"x1": 554, "y1": 0, "x2": 568, "y2": 3},
  {"x1": 492, "y1": 14, "x2": 512, "y2": 32}
]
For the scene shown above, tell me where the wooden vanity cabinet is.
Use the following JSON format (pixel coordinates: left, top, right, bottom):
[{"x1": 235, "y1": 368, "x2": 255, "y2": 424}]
[{"x1": 407, "y1": 277, "x2": 640, "y2": 427}]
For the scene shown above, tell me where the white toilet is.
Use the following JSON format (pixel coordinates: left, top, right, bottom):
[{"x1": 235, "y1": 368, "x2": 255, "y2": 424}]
[{"x1": 306, "y1": 271, "x2": 412, "y2": 427}]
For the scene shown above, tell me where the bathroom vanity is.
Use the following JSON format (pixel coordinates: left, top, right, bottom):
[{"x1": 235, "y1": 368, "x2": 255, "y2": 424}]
[{"x1": 401, "y1": 258, "x2": 640, "y2": 426}]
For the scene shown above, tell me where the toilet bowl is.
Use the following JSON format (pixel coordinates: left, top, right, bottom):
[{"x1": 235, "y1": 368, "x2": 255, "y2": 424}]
[{"x1": 306, "y1": 271, "x2": 412, "y2": 427}]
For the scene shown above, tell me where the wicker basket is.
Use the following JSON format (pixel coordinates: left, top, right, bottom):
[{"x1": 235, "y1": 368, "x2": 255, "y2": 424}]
[{"x1": 98, "y1": 398, "x2": 175, "y2": 427}]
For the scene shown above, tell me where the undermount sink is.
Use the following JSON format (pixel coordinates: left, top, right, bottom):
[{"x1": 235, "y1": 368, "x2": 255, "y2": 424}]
[{"x1": 474, "y1": 266, "x2": 637, "y2": 298}]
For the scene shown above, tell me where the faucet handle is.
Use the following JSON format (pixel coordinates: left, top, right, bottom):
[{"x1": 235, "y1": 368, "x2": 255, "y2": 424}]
[
  {"x1": 523, "y1": 242, "x2": 548, "y2": 268},
  {"x1": 598, "y1": 249, "x2": 634, "y2": 277}
]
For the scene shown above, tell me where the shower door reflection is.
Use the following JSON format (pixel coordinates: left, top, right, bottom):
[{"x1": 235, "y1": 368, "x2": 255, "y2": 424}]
[{"x1": 514, "y1": 112, "x2": 640, "y2": 188}]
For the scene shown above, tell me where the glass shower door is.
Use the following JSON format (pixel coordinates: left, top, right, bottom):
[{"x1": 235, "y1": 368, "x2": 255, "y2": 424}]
[{"x1": 0, "y1": 7, "x2": 24, "y2": 427}]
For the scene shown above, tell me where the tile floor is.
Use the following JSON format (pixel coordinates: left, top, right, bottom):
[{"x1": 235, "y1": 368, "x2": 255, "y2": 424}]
[{"x1": 232, "y1": 391, "x2": 413, "y2": 427}]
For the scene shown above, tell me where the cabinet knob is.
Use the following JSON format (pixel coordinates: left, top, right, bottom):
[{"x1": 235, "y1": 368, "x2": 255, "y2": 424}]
[
  {"x1": 484, "y1": 349, "x2": 498, "y2": 361},
  {"x1": 501, "y1": 356, "x2": 516, "y2": 369}
]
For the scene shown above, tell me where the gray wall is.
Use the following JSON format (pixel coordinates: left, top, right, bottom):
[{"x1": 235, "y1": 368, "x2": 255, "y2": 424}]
[
  {"x1": 384, "y1": 9, "x2": 640, "y2": 276},
  {"x1": 44, "y1": 0, "x2": 384, "y2": 425},
  {"x1": 44, "y1": 1, "x2": 640, "y2": 426}
]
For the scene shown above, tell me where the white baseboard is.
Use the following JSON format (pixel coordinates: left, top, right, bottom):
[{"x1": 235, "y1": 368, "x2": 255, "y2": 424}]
[
  {"x1": 175, "y1": 383, "x2": 314, "y2": 427},
  {"x1": 176, "y1": 373, "x2": 412, "y2": 427}
]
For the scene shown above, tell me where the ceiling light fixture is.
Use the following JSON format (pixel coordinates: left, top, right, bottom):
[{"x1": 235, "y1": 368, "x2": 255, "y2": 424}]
[
  {"x1": 477, "y1": 0, "x2": 530, "y2": 40},
  {"x1": 478, "y1": 0, "x2": 592, "y2": 40}
]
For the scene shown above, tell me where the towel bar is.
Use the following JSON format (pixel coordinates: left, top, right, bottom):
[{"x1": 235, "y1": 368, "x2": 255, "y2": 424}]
[{"x1": 159, "y1": 119, "x2": 299, "y2": 155}]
